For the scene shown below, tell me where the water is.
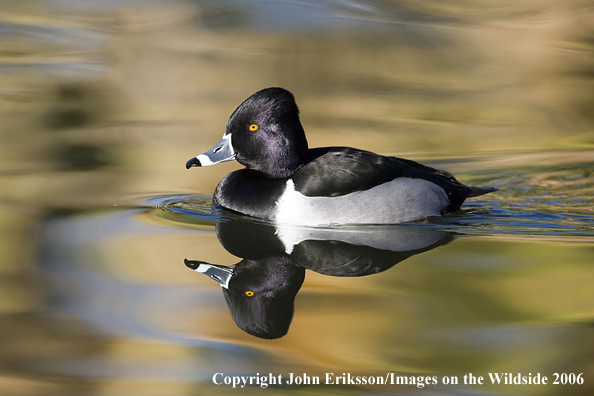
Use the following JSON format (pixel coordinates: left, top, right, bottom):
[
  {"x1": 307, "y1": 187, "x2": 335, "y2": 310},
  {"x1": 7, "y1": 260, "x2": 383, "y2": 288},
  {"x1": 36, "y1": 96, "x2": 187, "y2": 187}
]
[{"x1": 1, "y1": 0, "x2": 593, "y2": 395}]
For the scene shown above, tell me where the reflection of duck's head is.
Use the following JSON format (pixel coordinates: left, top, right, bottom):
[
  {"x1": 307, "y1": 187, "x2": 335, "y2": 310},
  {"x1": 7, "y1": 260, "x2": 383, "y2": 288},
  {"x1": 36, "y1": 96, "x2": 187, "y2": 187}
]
[{"x1": 186, "y1": 256, "x2": 305, "y2": 339}]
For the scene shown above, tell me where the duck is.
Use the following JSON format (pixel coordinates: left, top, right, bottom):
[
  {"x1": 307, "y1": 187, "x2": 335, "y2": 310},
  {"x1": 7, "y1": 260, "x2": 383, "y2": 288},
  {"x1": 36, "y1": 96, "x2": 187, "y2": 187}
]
[{"x1": 186, "y1": 87, "x2": 495, "y2": 226}]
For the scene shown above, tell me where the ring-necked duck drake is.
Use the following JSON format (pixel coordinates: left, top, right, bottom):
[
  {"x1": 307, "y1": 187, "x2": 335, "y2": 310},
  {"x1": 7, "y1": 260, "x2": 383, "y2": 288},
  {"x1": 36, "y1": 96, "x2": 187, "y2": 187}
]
[{"x1": 186, "y1": 87, "x2": 495, "y2": 225}]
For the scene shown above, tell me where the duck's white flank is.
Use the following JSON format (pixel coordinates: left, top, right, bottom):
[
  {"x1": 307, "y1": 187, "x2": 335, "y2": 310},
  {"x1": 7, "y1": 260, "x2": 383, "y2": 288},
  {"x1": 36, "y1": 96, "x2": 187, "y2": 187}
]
[{"x1": 274, "y1": 178, "x2": 450, "y2": 226}]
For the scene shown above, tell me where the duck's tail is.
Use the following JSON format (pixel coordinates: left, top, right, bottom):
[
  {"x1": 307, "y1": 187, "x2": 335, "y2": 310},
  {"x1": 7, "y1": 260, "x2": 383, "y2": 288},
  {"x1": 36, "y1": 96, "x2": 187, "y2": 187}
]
[{"x1": 467, "y1": 186, "x2": 498, "y2": 198}]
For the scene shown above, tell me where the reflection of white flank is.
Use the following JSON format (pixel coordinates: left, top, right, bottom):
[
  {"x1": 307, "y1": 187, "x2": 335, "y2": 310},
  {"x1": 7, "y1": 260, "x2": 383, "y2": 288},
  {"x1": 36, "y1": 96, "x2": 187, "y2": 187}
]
[
  {"x1": 275, "y1": 223, "x2": 448, "y2": 255},
  {"x1": 274, "y1": 178, "x2": 449, "y2": 226}
]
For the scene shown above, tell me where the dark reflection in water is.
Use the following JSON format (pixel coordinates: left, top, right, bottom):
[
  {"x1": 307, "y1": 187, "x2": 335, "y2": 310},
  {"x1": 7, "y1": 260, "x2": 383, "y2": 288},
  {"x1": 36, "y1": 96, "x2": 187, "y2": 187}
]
[{"x1": 186, "y1": 218, "x2": 451, "y2": 339}]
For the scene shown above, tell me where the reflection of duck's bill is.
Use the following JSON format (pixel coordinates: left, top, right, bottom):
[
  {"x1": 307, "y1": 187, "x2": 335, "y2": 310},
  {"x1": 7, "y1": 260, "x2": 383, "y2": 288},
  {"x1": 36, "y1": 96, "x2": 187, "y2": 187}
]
[{"x1": 184, "y1": 259, "x2": 234, "y2": 289}]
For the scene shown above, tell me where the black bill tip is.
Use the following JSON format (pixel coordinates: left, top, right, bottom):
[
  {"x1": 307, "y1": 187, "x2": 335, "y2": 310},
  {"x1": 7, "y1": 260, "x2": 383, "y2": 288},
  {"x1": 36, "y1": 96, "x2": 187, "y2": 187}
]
[
  {"x1": 186, "y1": 157, "x2": 202, "y2": 169},
  {"x1": 184, "y1": 258, "x2": 201, "y2": 270}
]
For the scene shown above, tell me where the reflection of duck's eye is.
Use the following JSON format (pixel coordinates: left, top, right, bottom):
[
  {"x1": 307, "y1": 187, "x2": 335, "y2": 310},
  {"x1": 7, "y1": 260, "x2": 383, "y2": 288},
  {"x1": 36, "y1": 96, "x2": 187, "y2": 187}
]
[
  {"x1": 248, "y1": 124, "x2": 258, "y2": 131},
  {"x1": 245, "y1": 291, "x2": 254, "y2": 297}
]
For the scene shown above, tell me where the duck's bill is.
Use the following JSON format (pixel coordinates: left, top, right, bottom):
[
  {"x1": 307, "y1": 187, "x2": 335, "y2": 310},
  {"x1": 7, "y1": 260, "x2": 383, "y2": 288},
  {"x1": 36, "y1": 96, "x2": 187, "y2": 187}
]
[
  {"x1": 185, "y1": 259, "x2": 234, "y2": 289},
  {"x1": 186, "y1": 134, "x2": 235, "y2": 169}
]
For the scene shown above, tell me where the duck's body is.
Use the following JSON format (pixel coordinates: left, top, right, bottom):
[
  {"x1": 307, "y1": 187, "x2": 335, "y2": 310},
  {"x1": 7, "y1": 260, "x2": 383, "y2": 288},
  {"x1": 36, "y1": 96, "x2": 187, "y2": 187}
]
[{"x1": 187, "y1": 88, "x2": 494, "y2": 225}]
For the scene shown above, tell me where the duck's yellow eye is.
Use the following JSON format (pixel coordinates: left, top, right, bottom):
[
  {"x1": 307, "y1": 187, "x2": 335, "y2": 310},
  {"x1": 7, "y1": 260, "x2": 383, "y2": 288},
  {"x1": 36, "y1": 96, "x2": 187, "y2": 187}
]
[
  {"x1": 249, "y1": 124, "x2": 258, "y2": 131},
  {"x1": 245, "y1": 291, "x2": 254, "y2": 297}
]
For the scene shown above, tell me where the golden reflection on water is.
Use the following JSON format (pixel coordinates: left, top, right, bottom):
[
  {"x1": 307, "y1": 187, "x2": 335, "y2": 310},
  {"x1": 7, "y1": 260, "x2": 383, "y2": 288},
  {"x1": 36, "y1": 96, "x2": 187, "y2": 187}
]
[{"x1": 0, "y1": 0, "x2": 593, "y2": 395}]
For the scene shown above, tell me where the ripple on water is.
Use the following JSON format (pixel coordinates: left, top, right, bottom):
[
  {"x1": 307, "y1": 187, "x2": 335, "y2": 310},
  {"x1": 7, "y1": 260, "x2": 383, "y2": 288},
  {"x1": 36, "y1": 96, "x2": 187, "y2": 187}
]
[{"x1": 147, "y1": 153, "x2": 594, "y2": 238}]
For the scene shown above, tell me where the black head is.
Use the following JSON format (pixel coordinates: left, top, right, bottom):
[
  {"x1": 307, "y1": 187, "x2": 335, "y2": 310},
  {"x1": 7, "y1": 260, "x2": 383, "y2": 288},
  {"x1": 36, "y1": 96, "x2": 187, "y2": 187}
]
[{"x1": 226, "y1": 87, "x2": 309, "y2": 179}]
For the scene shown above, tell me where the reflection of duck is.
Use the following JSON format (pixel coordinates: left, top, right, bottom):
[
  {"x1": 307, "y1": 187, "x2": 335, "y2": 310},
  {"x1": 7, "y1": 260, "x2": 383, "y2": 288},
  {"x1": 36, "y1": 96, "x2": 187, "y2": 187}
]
[
  {"x1": 186, "y1": 87, "x2": 495, "y2": 226},
  {"x1": 186, "y1": 257, "x2": 304, "y2": 340},
  {"x1": 186, "y1": 218, "x2": 451, "y2": 339}
]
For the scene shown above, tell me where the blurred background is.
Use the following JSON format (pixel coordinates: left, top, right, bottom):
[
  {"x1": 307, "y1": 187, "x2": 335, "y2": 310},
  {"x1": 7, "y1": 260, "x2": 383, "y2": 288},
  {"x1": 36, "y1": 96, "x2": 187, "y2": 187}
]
[{"x1": 0, "y1": 0, "x2": 593, "y2": 395}]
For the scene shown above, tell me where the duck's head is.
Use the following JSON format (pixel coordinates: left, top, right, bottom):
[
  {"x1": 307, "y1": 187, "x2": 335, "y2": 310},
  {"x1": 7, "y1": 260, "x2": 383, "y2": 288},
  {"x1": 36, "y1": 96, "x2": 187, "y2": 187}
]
[{"x1": 186, "y1": 87, "x2": 309, "y2": 179}]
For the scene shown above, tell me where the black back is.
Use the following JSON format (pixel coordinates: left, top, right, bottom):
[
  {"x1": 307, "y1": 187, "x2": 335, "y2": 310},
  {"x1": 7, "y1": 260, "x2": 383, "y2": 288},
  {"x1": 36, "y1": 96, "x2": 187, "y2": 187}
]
[{"x1": 292, "y1": 147, "x2": 493, "y2": 213}]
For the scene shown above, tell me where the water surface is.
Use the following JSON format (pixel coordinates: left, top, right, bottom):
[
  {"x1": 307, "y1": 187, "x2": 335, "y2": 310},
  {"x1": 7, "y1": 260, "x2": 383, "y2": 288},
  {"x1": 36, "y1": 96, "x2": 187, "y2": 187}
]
[{"x1": 0, "y1": 0, "x2": 593, "y2": 395}]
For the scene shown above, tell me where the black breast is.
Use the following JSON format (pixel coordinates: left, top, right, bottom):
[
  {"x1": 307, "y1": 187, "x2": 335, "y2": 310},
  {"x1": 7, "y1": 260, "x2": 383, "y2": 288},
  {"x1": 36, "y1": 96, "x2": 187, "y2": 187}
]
[{"x1": 213, "y1": 169, "x2": 287, "y2": 220}]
